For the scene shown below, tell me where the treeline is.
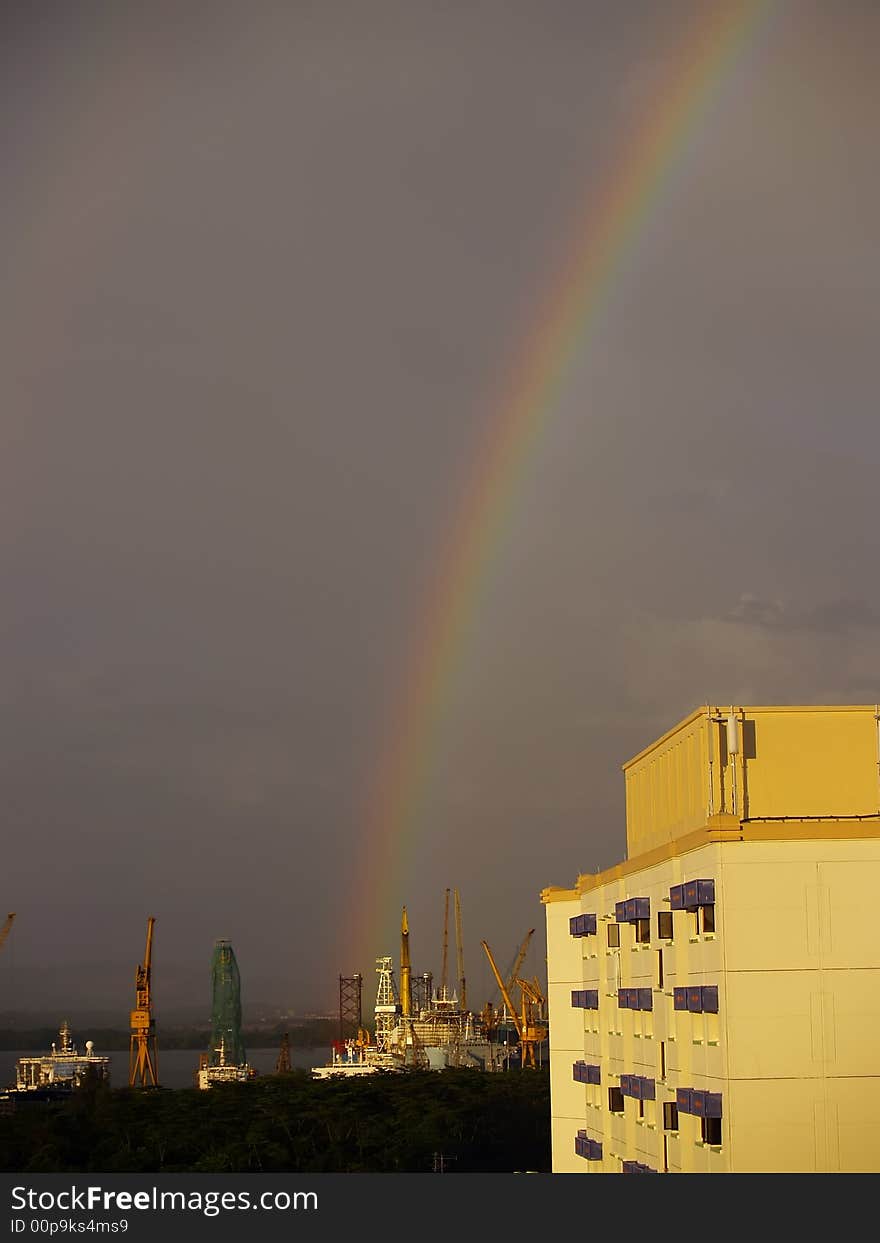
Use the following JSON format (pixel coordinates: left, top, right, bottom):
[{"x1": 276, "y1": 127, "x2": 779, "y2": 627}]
[
  {"x1": 0, "y1": 1067, "x2": 551, "y2": 1173},
  {"x1": 0, "y1": 1019, "x2": 338, "y2": 1052}
]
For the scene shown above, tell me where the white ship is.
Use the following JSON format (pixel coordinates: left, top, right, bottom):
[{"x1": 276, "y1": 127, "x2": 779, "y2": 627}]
[
  {"x1": 6, "y1": 1021, "x2": 111, "y2": 1098},
  {"x1": 311, "y1": 1037, "x2": 402, "y2": 1079},
  {"x1": 196, "y1": 1037, "x2": 257, "y2": 1090}
]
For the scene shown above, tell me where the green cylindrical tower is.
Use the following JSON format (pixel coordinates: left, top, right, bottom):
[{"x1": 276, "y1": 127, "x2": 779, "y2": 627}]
[{"x1": 209, "y1": 939, "x2": 246, "y2": 1066}]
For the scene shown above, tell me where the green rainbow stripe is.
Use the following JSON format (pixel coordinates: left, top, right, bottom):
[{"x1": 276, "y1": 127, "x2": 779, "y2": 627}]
[{"x1": 345, "y1": 0, "x2": 778, "y2": 971}]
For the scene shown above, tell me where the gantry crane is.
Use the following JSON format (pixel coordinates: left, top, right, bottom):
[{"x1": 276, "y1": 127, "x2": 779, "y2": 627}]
[
  {"x1": 129, "y1": 916, "x2": 159, "y2": 1087},
  {"x1": 0, "y1": 913, "x2": 15, "y2": 955},
  {"x1": 480, "y1": 939, "x2": 547, "y2": 1068}
]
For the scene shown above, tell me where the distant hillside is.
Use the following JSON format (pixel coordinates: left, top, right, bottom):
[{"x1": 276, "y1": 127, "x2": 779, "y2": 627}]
[{"x1": 0, "y1": 1017, "x2": 338, "y2": 1051}]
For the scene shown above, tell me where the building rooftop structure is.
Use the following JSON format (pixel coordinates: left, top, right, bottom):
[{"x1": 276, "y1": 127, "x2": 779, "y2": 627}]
[{"x1": 542, "y1": 704, "x2": 880, "y2": 1174}]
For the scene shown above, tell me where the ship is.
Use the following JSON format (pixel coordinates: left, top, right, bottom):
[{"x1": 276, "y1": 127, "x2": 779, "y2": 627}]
[
  {"x1": 2, "y1": 1020, "x2": 110, "y2": 1104},
  {"x1": 311, "y1": 1036, "x2": 401, "y2": 1079},
  {"x1": 196, "y1": 1037, "x2": 257, "y2": 1089},
  {"x1": 400, "y1": 985, "x2": 507, "y2": 1071}
]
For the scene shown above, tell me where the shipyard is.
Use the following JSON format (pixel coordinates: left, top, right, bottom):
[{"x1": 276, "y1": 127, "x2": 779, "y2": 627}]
[{"x1": 1, "y1": 889, "x2": 548, "y2": 1106}]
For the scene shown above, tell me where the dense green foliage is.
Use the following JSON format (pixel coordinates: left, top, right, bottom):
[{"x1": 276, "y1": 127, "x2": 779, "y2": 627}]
[{"x1": 0, "y1": 1068, "x2": 550, "y2": 1173}]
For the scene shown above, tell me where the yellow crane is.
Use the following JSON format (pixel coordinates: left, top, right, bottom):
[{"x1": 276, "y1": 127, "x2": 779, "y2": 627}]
[
  {"x1": 129, "y1": 916, "x2": 159, "y2": 1088},
  {"x1": 440, "y1": 889, "x2": 450, "y2": 997},
  {"x1": 481, "y1": 928, "x2": 535, "y2": 1036},
  {"x1": 505, "y1": 929, "x2": 535, "y2": 1000},
  {"x1": 480, "y1": 939, "x2": 547, "y2": 1069},
  {"x1": 454, "y1": 888, "x2": 467, "y2": 1011},
  {"x1": 0, "y1": 913, "x2": 15, "y2": 955},
  {"x1": 400, "y1": 906, "x2": 412, "y2": 1018}
]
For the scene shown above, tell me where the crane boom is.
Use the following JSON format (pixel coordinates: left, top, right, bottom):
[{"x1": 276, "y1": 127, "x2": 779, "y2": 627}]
[
  {"x1": 505, "y1": 928, "x2": 535, "y2": 998},
  {"x1": 0, "y1": 913, "x2": 15, "y2": 954},
  {"x1": 480, "y1": 940, "x2": 523, "y2": 1041},
  {"x1": 481, "y1": 939, "x2": 547, "y2": 1068},
  {"x1": 440, "y1": 889, "x2": 450, "y2": 995},
  {"x1": 143, "y1": 916, "x2": 154, "y2": 975},
  {"x1": 454, "y1": 889, "x2": 466, "y2": 1011},
  {"x1": 400, "y1": 907, "x2": 412, "y2": 1018}
]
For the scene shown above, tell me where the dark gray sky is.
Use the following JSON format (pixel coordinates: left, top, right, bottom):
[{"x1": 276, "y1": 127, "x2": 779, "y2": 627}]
[{"x1": 1, "y1": 1, "x2": 878, "y2": 1020}]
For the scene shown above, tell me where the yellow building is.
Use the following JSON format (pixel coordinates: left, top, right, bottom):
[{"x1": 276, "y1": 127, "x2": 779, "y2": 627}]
[{"x1": 542, "y1": 705, "x2": 880, "y2": 1173}]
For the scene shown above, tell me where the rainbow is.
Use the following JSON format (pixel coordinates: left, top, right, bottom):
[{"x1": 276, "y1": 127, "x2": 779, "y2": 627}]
[{"x1": 345, "y1": 0, "x2": 779, "y2": 967}]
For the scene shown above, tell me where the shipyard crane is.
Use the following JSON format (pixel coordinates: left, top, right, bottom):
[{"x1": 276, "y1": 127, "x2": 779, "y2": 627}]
[
  {"x1": 400, "y1": 907, "x2": 412, "y2": 1018},
  {"x1": 481, "y1": 928, "x2": 535, "y2": 1036},
  {"x1": 440, "y1": 889, "x2": 450, "y2": 997},
  {"x1": 505, "y1": 929, "x2": 535, "y2": 1002},
  {"x1": 454, "y1": 889, "x2": 467, "y2": 1011},
  {"x1": 480, "y1": 939, "x2": 547, "y2": 1069},
  {"x1": 0, "y1": 913, "x2": 15, "y2": 955},
  {"x1": 129, "y1": 916, "x2": 159, "y2": 1088}
]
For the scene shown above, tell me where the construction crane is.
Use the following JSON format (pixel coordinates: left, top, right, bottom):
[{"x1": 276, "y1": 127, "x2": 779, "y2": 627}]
[
  {"x1": 440, "y1": 889, "x2": 450, "y2": 997},
  {"x1": 481, "y1": 928, "x2": 535, "y2": 1036},
  {"x1": 480, "y1": 939, "x2": 547, "y2": 1069},
  {"x1": 454, "y1": 889, "x2": 467, "y2": 1011},
  {"x1": 129, "y1": 916, "x2": 159, "y2": 1088},
  {"x1": 0, "y1": 913, "x2": 15, "y2": 955},
  {"x1": 400, "y1": 907, "x2": 412, "y2": 1018},
  {"x1": 505, "y1": 929, "x2": 535, "y2": 1001}
]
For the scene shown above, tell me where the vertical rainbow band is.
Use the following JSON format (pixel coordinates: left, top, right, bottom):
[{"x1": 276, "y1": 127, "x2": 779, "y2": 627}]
[{"x1": 344, "y1": 0, "x2": 777, "y2": 972}]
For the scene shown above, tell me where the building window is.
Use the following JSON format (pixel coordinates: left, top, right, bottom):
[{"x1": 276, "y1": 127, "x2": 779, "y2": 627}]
[
  {"x1": 657, "y1": 911, "x2": 673, "y2": 940},
  {"x1": 663, "y1": 1101, "x2": 679, "y2": 1131},
  {"x1": 701, "y1": 904, "x2": 716, "y2": 934},
  {"x1": 657, "y1": 949, "x2": 664, "y2": 989},
  {"x1": 608, "y1": 1086, "x2": 624, "y2": 1113},
  {"x1": 635, "y1": 918, "x2": 650, "y2": 944},
  {"x1": 659, "y1": 1041, "x2": 666, "y2": 1080},
  {"x1": 702, "y1": 1116, "x2": 722, "y2": 1146},
  {"x1": 607, "y1": 923, "x2": 620, "y2": 948}
]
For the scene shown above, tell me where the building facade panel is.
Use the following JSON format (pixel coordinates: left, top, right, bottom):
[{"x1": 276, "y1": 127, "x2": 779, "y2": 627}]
[{"x1": 544, "y1": 704, "x2": 880, "y2": 1173}]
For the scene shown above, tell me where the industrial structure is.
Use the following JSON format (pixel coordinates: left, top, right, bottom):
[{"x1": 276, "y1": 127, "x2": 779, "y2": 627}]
[
  {"x1": 128, "y1": 916, "x2": 159, "y2": 1088},
  {"x1": 543, "y1": 704, "x2": 880, "y2": 1173},
  {"x1": 0, "y1": 912, "x2": 15, "y2": 956},
  {"x1": 313, "y1": 899, "x2": 509, "y2": 1076},
  {"x1": 275, "y1": 1033, "x2": 292, "y2": 1073},
  {"x1": 197, "y1": 939, "x2": 256, "y2": 1088},
  {"x1": 481, "y1": 938, "x2": 547, "y2": 1068},
  {"x1": 338, "y1": 973, "x2": 363, "y2": 1042},
  {"x1": 3, "y1": 1021, "x2": 110, "y2": 1104}
]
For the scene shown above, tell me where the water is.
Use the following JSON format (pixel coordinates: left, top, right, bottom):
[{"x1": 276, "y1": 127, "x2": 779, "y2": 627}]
[{"x1": 0, "y1": 1046, "x2": 330, "y2": 1091}]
